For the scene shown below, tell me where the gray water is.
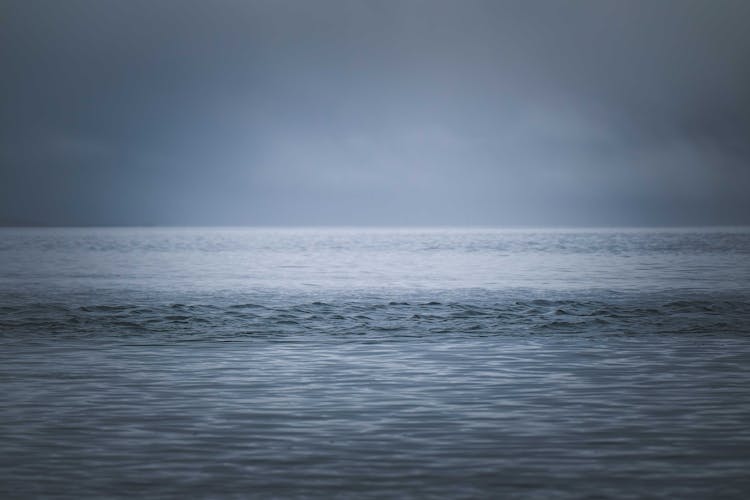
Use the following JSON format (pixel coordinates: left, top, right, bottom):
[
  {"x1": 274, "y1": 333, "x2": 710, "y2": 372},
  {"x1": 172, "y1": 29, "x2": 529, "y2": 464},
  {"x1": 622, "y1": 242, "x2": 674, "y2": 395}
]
[{"x1": 1, "y1": 227, "x2": 750, "y2": 498}]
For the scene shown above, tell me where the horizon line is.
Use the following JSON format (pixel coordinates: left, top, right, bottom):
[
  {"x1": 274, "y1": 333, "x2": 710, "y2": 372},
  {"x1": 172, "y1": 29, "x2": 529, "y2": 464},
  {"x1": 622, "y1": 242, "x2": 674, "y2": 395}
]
[{"x1": 2, "y1": 224, "x2": 749, "y2": 231}]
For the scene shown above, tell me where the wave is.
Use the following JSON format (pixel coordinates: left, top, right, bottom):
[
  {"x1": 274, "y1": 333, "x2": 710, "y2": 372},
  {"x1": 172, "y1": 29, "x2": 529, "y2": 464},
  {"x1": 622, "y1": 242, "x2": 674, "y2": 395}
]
[{"x1": 2, "y1": 294, "x2": 749, "y2": 340}]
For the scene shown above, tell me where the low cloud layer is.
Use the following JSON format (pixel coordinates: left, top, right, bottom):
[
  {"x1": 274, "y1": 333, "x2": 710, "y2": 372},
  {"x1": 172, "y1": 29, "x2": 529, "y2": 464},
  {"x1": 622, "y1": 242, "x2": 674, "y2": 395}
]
[{"x1": 2, "y1": 0, "x2": 749, "y2": 226}]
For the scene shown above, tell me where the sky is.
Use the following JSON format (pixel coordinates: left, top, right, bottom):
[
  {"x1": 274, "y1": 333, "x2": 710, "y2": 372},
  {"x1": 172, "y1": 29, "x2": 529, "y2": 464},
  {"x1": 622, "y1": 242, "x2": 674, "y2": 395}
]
[{"x1": 1, "y1": 0, "x2": 749, "y2": 226}]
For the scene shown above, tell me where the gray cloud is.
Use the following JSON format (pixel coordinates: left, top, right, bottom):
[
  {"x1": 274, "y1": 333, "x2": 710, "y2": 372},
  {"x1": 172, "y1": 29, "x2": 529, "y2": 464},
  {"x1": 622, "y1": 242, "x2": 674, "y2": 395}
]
[{"x1": 1, "y1": 0, "x2": 749, "y2": 226}]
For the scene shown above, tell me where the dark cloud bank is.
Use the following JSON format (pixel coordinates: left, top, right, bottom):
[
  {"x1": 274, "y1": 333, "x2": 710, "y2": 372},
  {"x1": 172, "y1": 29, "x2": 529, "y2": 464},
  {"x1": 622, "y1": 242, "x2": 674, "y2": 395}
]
[{"x1": 1, "y1": 0, "x2": 749, "y2": 226}]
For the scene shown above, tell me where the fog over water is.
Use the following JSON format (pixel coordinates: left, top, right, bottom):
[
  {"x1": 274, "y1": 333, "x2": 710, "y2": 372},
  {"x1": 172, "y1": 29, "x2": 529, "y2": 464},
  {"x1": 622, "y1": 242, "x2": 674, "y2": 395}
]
[{"x1": 2, "y1": 0, "x2": 750, "y2": 226}]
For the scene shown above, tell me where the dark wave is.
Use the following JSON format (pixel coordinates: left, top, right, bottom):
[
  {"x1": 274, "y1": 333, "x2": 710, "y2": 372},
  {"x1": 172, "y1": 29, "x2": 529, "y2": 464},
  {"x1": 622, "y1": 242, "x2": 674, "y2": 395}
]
[{"x1": 2, "y1": 295, "x2": 749, "y2": 341}]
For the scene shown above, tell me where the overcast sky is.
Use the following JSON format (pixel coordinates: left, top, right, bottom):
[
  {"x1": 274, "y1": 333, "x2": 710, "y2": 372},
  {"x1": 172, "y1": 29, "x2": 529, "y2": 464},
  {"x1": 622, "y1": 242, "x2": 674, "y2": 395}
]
[{"x1": 1, "y1": 0, "x2": 749, "y2": 226}]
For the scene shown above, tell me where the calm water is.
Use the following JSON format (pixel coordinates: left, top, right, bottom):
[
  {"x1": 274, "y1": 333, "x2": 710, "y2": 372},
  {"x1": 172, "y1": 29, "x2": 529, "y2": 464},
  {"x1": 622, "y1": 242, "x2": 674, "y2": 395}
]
[{"x1": 2, "y1": 227, "x2": 750, "y2": 498}]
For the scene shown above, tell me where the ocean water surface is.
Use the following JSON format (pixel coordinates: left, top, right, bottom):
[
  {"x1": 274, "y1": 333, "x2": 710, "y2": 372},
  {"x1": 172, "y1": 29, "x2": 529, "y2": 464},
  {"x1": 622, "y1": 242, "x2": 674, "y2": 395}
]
[{"x1": 1, "y1": 227, "x2": 750, "y2": 498}]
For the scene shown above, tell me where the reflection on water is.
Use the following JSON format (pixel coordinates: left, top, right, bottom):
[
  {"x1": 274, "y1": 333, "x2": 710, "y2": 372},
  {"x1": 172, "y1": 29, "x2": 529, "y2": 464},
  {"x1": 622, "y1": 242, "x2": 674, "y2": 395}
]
[{"x1": 1, "y1": 228, "x2": 750, "y2": 498}]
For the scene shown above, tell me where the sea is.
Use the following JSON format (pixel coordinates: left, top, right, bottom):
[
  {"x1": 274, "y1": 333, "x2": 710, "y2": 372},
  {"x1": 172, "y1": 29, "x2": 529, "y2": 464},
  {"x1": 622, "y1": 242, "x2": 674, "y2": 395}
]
[{"x1": 1, "y1": 227, "x2": 750, "y2": 498}]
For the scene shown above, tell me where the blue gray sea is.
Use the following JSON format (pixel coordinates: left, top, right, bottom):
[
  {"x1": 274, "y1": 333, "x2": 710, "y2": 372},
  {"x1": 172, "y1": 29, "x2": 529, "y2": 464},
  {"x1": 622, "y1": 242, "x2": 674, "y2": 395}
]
[{"x1": 1, "y1": 227, "x2": 750, "y2": 498}]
